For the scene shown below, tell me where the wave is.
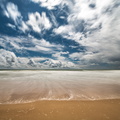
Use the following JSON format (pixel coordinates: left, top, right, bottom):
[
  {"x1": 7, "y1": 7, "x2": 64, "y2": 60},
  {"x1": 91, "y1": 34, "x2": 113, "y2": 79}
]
[{"x1": 0, "y1": 70, "x2": 120, "y2": 104}]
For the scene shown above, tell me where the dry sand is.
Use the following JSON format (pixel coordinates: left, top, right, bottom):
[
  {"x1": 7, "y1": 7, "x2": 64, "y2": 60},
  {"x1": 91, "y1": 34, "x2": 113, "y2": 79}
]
[{"x1": 0, "y1": 99, "x2": 120, "y2": 120}]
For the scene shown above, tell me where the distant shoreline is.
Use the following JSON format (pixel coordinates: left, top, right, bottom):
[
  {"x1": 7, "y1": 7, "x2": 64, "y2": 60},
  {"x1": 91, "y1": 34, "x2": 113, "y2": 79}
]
[{"x1": 0, "y1": 69, "x2": 120, "y2": 71}]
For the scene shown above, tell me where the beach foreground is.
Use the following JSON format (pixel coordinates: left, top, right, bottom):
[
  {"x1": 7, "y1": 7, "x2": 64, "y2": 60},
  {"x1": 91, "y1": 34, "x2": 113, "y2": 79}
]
[{"x1": 0, "y1": 99, "x2": 120, "y2": 120}]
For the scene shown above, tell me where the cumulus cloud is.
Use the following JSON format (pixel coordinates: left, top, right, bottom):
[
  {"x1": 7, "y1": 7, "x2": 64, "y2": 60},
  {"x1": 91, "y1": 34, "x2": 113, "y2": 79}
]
[
  {"x1": 0, "y1": 49, "x2": 76, "y2": 69},
  {"x1": 0, "y1": 49, "x2": 18, "y2": 68},
  {"x1": 0, "y1": 34, "x2": 76, "y2": 69}
]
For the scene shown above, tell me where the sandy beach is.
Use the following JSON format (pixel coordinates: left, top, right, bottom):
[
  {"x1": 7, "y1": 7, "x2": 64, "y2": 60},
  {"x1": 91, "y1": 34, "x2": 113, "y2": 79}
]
[
  {"x1": 0, "y1": 70, "x2": 120, "y2": 120},
  {"x1": 0, "y1": 99, "x2": 120, "y2": 120}
]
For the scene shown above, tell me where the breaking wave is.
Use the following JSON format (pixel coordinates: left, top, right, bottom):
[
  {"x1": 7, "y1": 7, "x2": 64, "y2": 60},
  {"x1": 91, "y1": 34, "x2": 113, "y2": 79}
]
[{"x1": 0, "y1": 70, "x2": 120, "y2": 104}]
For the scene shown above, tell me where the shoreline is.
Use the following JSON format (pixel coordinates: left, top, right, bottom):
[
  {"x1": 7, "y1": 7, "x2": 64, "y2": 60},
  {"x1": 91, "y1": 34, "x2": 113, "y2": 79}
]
[
  {"x1": 0, "y1": 70, "x2": 120, "y2": 106},
  {"x1": 0, "y1": 69, "x2": 120, "y2": 71},
  {"x1": 0, "y1": 98, "x2": 120, "y2": 105},
  {"x1": 0, "y1": 70, "x2": 120, "y2": 119}
]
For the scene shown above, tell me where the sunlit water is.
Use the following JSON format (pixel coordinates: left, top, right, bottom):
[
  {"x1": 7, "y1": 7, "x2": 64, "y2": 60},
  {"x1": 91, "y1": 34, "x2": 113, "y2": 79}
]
[{"x1": 0, "y1": 70, "x2": 120, "y2": 104}]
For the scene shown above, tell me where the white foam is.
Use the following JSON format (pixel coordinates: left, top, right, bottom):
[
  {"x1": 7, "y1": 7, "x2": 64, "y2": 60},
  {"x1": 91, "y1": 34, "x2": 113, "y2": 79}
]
[{"x1": 0, "y1": 70, "x2": 120, "y2": 104}]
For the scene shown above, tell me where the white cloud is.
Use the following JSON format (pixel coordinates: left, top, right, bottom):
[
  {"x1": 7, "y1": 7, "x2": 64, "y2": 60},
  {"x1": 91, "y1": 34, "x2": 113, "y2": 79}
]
[
  {"x1": 41, "y1": 58, "x2": 76, "y2": 68},
  {"x1": 0, "y1": 35, "x2": 64, "y2": 54},
  {"x1": 51, "y1": 51, "x2": 77, "y2": 68},
  {"x1": 54, "y1": 0, "x2": 120, "y2": 41},
  {"x1": 1, "y1": 0, "x2": 120, "y2": 69},
  {"x1": 25, "y1": 46, "x2": 51, "y2": 52},
  {"x1": 0, "y1": 49, "x2": 19, "y2": 68},
  {"x1": 31, "y1": 0, "x2": 66, "y2": 10},
  {"x1": 69, "y1": 52, "x2": 83, "y2": 61},
  {"x1": 4, "y1": 2, "x2": 21, "y2": 24},
  {"x1": 0, "y1": 49, "x2": 76, "y2": 69},
  {"x1": 79, "y1": 6, "x2": 120, "y2": 65},
  {"x1": 54, "y1": 0, "x2": 120, "y2": 68},
  {"x1": 54, "y1": 25, "x2": 73, "y2": 35},
  {"x1": 6, "y1": 23, "x2": 16, "y2": 29},
  {"x1": 37, "y1": 39, "x2": 57, "y2": 48},
  {"x1": 27, "y1": 12, "x2": 52, "y2": 33},
  {"x1": 3, "y1": 5, "x2": 51, "y2": 33},
  {"x1": 52, "y1": 51, "x2": 69, "y2": 61},
  {"x1": 19, "y1": 21, "x2": 29, "y2": 32},
  {"x1": 54, "y1": 25, "x2": 84, "y2": 41},
  {"x1": 0, "y1": 35, "x2": 76, "y2": 68},
  {"x1": 49, "y1": 12, "x2": 58, "y2": 27},
  {"x1": 26, "y1": 37, "x2": 64, "y2": 53},
  {"x1": 2, "y1": 2, "x2": 29, "y2": 33},
  {"x1": 0, "y1": 35, "x2": 22, "y2": 50}
]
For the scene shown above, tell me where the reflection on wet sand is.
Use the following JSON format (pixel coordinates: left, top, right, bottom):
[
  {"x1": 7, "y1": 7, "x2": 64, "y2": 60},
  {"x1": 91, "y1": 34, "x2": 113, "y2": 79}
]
[{"x1": 0, "y1": 70, "x2": 120, "y2": 103}]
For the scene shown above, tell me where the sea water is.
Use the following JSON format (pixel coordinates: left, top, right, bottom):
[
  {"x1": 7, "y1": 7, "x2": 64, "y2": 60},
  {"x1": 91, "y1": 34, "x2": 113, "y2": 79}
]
[{"x1": 0, "y1": 70, "x2": 120, "y2": 104}]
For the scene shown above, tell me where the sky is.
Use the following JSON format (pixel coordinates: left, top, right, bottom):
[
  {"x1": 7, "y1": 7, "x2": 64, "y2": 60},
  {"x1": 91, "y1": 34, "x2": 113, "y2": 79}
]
[{"x1": 0, "y1": 0, "x2": 120, "y2": 69}]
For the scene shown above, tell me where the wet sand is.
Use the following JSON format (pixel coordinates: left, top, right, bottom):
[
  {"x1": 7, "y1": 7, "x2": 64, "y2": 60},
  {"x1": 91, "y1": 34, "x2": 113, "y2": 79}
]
[
  {"x1": 0, "y1": 70, "x2": 120, "y2": 120},
  {"x1": 0, "y1": 99, "x2": 120, "y2": 120},
  {"x1": 0, "y1": 70, "x2": 120, "y2": 103}
]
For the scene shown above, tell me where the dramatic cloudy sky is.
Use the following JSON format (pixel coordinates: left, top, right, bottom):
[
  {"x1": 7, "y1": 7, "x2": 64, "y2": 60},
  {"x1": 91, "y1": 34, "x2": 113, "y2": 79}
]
[{"x1": 0, "y1": 0, "x2": 120, "y2": 69}]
